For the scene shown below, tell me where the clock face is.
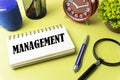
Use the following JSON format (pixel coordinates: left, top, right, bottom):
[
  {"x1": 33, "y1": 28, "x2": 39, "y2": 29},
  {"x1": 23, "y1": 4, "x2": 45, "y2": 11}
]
[{"x1": 63, "y1": 0, "x2": 92, "y2": 22}]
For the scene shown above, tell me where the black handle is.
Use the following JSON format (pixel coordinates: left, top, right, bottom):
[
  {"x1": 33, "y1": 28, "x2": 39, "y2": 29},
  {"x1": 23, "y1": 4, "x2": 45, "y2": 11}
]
[{"x1": 78, "y1": 60, "x2": 102, "y2": 80}]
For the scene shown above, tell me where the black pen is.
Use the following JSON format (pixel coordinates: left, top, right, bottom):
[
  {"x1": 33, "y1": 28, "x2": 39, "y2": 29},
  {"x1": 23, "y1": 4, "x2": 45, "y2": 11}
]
[{"x1": 73, "y1": 35, "x2": 89, "y2": 72}]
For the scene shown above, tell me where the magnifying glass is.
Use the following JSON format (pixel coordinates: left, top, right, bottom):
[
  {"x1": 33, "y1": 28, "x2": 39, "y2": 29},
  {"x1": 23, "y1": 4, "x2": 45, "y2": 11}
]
[{"x1": 78, "y1": 38, "x2": 120, "y2": 80}]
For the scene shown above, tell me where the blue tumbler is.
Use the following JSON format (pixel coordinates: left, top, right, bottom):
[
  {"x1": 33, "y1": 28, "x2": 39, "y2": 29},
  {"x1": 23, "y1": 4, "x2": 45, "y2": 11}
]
[{"x1": 0, "y1": 0, "x2": 22, "y2": 31}]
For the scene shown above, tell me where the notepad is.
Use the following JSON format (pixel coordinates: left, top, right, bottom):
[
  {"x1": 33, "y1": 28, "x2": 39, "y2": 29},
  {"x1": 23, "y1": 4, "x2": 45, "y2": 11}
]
[{"x1": 7, "y1": 25, "x2": 75, "y2": 69}]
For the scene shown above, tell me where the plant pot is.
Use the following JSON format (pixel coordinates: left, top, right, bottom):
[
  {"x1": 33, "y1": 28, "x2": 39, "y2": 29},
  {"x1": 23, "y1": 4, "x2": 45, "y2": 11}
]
[{"x1": 105, "y1": 21, "x2": 120, "y2": 33}]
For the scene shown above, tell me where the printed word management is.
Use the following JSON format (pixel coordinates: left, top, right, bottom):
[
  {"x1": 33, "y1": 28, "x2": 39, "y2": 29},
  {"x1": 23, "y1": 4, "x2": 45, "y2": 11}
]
[{"x1": 13, "y1": 33, "x2": 65, "y2": 54}]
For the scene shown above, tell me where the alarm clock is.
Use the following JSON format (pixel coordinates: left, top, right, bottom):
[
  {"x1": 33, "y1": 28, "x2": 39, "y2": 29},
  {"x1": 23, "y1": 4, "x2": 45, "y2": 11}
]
[{"x1": 63, "y1": 0, "x2": 98, "y2": 22}]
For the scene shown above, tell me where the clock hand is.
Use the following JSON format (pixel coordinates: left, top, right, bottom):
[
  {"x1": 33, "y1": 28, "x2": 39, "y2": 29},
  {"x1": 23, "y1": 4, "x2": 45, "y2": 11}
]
[
  {"x1": 78, "y1": 4, "x2": 88, "y2": 8},
  {"x1": 72, "y1": 2, "x2": 79, "y2": 9},
  {"x1": 77, "y1": 2, "x2": 89, "y2": 9},
  {"x1": 68, "y1": 0, "x2": 79, "y2": 9}
]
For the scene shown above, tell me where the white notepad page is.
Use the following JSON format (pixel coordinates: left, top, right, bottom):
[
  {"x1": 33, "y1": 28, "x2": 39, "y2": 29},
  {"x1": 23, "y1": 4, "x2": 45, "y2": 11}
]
[{"x1": 7, "y1": 25, "x2": 75, "y2": 69}]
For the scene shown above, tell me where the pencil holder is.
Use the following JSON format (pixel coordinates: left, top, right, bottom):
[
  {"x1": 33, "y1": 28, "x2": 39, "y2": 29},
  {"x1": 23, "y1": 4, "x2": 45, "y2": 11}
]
[{"x1": 22, "y1": 0, "x2": 47, "y2": 19}]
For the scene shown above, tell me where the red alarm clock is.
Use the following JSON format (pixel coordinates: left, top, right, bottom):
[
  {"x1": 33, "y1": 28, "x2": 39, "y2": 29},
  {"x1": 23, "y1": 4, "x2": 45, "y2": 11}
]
[{"x1": 63, "y1": 0, "x2": 98, "y2": 22}]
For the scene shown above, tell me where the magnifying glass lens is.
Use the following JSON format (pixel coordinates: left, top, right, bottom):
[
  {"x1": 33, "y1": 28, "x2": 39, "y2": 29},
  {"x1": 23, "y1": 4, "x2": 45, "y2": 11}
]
[{"x1": 96, "y1": 41, "x2": 120, "y2": 63}]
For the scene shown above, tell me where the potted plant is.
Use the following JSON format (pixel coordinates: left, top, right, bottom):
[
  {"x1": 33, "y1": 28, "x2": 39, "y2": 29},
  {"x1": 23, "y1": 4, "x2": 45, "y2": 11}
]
[{"x1": 98, "y1": 0, "x2": 120, "y2": 33}]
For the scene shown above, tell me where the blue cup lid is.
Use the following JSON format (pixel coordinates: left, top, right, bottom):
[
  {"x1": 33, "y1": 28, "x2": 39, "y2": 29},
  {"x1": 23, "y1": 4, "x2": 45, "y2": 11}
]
[{"x1": 0, "y1": 0, "x2": 17, "y2": 12}]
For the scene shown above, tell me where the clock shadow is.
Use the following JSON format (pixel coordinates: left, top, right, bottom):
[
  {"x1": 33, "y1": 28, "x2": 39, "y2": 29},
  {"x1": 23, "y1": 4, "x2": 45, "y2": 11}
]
[
  {"x1": 63, "y1": 13, "x2": 101, "y2": 26},
  {"x1": 86, "y1": 13, "x2": 101, "y2": 25}
]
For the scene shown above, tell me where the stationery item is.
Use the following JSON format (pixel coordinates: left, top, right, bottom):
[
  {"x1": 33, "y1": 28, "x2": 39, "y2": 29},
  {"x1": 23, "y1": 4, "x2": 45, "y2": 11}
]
[
  {"x1": 0, "y1": 0, "x2": 22, "y2": 31},
  {"x1": 7, "y1": 25, "x2": 75, "y2": 69},
  {"x1": 78, "y1": 38, "x2": 120, "y2": 80},
  {"x1": 73, "y1": 35, "x2": 89, "y2": 72},
  {"x1": 22, "y1": 0, "x2": 47, "y2": 19}
]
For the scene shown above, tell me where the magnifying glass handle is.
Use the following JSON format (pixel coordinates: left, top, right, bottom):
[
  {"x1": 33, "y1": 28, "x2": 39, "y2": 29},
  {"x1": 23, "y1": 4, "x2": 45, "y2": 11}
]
[{"x1": 78, "y1": 60, "x2": 102, "y2": 80}]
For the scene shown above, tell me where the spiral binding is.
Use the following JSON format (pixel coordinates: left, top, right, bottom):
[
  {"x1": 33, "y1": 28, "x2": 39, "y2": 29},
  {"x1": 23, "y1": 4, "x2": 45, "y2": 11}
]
[{"x1": 8, "y1": 25, "x2": 63, "y2": 40}]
